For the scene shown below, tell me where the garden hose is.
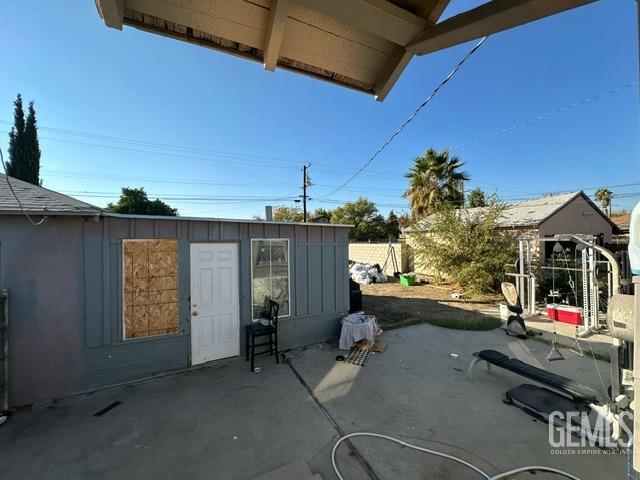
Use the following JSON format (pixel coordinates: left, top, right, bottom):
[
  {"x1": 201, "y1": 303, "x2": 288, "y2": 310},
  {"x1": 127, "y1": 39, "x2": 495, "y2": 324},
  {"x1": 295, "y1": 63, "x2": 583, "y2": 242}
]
[{"x1": 331, "y1": 432, "x2": 582, "y2": 480}]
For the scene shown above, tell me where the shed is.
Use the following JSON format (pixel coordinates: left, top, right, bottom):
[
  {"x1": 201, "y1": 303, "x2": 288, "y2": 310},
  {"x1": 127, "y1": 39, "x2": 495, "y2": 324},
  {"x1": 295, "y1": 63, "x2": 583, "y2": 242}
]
[{"x1": 0, "y1": 175, "x2": 350, "y2": 406}]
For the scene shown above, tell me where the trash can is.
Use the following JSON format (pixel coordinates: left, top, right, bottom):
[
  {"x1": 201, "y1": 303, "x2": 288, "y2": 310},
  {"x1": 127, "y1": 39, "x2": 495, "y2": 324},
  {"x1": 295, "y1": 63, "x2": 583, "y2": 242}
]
[
  {"x1": 399, "y1": 274, "x2": 415, "y2": 287},
  {"x1": 349, "y1": 279, "x2": 363, "y2": 313}
]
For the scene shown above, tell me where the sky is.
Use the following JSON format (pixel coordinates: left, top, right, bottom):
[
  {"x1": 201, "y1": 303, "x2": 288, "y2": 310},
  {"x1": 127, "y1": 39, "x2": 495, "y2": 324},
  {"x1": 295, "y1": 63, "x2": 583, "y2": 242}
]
[{"x1": 1, "y1": 0, "x2": 639, "y2": 218}]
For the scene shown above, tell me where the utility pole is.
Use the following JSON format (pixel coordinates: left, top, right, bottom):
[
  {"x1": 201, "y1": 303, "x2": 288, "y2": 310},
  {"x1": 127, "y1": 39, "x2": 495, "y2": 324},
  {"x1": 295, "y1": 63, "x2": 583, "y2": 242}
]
[{"x1": 302, "y1": 164, "x2": 311, "y2": 222}]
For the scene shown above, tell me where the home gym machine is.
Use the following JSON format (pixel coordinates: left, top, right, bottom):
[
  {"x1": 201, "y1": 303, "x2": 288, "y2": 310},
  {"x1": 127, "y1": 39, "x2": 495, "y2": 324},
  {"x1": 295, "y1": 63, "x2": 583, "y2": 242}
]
[{"x1": 470, "y1": 233, "x2": 638, "y2": 451}]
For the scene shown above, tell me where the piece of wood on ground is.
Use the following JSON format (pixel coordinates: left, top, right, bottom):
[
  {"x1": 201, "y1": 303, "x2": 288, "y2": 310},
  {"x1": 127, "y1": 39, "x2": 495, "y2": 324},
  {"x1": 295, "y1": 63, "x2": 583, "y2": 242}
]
[{"x1": 372, "y1": 338, "x2": 387, "y2": 352}]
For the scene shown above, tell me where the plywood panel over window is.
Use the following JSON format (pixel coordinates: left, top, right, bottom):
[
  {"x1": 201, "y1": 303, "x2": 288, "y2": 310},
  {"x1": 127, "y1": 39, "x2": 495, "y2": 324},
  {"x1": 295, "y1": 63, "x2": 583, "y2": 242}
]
[{"x1": 123, "y1": 240, "x2": 179, "y2": 339}]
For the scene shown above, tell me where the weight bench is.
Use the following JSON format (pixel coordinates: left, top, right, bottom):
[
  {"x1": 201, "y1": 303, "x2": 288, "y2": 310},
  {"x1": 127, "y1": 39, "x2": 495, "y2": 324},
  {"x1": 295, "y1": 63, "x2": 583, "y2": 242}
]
[{"x1": 467, "y1": 349, "x2": 600, "y2": 404}]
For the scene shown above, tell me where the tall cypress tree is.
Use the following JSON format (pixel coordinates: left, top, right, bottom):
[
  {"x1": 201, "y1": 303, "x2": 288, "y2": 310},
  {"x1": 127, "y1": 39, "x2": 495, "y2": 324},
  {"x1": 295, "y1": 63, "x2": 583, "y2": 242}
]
[{"x1": 6, "y1": 94, "x2": 41, "y2": 185}]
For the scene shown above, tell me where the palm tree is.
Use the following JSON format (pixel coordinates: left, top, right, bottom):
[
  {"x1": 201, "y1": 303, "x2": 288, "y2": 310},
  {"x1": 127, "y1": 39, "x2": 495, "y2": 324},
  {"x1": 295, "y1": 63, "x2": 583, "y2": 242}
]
[
  {"x1": 594, "y1": 188, "x2": 612, "y2": 216},
  {"x1": 403, "y1": 148, "x2": 469, "y2": 216}
]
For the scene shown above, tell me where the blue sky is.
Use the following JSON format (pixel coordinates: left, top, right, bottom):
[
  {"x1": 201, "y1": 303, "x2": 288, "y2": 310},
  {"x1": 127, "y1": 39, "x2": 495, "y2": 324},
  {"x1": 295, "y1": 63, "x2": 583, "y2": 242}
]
[{"x1": 1, "y1": 0, "x2": 639, "y2": 218}]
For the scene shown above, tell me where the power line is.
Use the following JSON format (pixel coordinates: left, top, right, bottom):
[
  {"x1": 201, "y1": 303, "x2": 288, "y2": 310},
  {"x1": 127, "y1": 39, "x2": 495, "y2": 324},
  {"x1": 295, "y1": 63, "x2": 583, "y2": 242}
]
[
  {"x1": 324, "y1": 36, "x2": 488, "y2": 198},
  {"x1": 0, "y1": 121, "x2": 302, "y2": 166},
  {"x1": 60, "y1": 190, "x2": 298, "y2": 202},
  {"x1": 41, "y1": 169, "x2": 296, "y2": 188},
  {"x1": 33, "y1": 135, "x2": 301, "y2": 170},
  {"x1": 40, "y1": 168, "x2": 405, "y2": 195},
  {"x1": 1, "y1": 122, "x2": 399, "y2": 176},
  {"x1": 451, "y1": 81, "x2": 638, "y2": 151}
]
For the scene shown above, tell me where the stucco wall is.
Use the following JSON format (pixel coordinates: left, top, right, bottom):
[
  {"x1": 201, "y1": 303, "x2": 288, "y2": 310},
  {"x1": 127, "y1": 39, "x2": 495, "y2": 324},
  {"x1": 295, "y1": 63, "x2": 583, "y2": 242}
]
[
  {"x1": 348, "y1": 242, "x2": 411, "y2": 275},
  {"x1": 0, "y1": 214, "x2": 350, "y2": 406},
  {"x1": 538, "y1": 194, "x2": 613, "y2": 242},
  {"x1": 0, "y1": 216, "x2": 88, "y2": 405}
]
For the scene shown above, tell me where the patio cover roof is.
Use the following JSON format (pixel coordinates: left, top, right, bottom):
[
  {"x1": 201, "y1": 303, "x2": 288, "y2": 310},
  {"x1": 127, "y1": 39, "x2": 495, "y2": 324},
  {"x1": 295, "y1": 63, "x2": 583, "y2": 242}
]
[{"x1": 95, "y1": 0, "x2": 596, "y2": 101}]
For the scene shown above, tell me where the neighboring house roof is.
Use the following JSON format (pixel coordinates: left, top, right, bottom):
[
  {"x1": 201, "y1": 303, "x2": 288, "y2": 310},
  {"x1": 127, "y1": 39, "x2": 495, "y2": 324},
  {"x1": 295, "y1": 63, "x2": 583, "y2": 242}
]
[
  {"x1": 404, "y1": 191, "x2": 619, "y2": 233},
  {"x1": 0, "y1": 174, "x2": 102, "y2": 215},
  {"x1": 611, "y1": 212, "x2": 631, "y2": 233},
  {"x1": 468, "y1": 191, "x2": 583, "y2": 228}
]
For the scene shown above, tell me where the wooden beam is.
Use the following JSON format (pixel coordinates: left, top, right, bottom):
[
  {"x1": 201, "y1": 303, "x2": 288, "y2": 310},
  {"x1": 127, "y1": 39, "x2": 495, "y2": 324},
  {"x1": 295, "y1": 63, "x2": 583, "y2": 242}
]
[
  {"x1": 263, "y1": 0, "x2": 290, "y2": 71},
  {"x1": 415, "y1": 0, "x2": 451, "y2": 23},
  {"x1": 407, "y1": 0, "x2": 597, "y2": 56},
  {"x1": 295, "y1": 0, "x2": 426, "y2": 46},
  {"x1": 373, "y1": 1, "x2": 451, "y2": 101},
  {"x1": 96, "y1": 0, "x2": 125, "y2": 30},
  {"x1": 374, "y1": 46, "x2": 413, "y2": 101}
]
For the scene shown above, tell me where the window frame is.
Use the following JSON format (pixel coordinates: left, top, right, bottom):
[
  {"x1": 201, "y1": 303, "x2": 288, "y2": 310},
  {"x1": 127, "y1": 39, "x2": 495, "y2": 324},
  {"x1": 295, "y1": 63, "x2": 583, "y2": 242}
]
[
  {"x1": 250, "y1": 238, "x2": 291, "y2": 321},
  {"x1": 121, "y1": 238, "x2": 181, "y2": 341}
]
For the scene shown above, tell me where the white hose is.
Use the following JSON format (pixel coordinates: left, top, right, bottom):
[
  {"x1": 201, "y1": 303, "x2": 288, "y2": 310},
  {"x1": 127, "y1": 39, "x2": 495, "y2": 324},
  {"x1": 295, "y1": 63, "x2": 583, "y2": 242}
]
[{"x1": 331, "y1": 432, "x2": 582, "y2": 480}]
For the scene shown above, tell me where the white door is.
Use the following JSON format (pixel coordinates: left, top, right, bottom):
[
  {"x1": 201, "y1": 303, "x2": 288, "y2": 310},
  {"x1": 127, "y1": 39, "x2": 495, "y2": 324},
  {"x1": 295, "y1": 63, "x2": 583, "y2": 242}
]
[{"x1": 190, "y1": 243, "x2": 240, "y2": 365}]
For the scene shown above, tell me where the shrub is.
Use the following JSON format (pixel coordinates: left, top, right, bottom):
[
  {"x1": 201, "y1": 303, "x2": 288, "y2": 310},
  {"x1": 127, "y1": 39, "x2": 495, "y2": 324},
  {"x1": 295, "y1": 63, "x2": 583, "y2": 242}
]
[{"x1": 410, "y1": 203, "x2": 517, "y2": 294}]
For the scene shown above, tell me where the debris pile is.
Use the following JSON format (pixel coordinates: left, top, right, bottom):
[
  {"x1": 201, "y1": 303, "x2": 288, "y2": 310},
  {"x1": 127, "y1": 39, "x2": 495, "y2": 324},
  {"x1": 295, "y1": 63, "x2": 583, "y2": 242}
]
[{"x1": 349, "y1": 262, "x2": 387, "y2": 284}]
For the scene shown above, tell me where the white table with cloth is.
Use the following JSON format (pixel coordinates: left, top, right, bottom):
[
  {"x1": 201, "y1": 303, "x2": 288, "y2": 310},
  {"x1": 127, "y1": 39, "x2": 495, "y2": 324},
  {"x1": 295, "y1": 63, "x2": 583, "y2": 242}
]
[{"x1": 339, "y1": 313, "x2": 381, "y2": 350}]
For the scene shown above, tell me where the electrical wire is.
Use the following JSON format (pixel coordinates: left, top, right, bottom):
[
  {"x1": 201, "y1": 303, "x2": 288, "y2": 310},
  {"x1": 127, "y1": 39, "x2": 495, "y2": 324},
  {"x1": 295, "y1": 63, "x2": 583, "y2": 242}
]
[
  {"x1": 331, "y1": 432, "x2": 582, "y2": 480},
  {"x1": 324, "y1": 36, "x2": 488, "y2": 198},
  {"x1": 0, "y1": 121, "x2": 302, "y2": 166},
  {"x1": 451, "y1": 82, "x2": 638, "y2": 151},
  {"x1": 0, "y1": 148, "x2": 48, "y2": 226}
]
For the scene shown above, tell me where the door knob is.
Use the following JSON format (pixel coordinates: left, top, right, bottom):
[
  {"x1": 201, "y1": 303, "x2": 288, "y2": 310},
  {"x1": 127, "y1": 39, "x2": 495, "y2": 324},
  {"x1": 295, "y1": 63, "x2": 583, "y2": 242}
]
[{"x1": 192, "y1": 311, "x2": 198, "y2": 316}]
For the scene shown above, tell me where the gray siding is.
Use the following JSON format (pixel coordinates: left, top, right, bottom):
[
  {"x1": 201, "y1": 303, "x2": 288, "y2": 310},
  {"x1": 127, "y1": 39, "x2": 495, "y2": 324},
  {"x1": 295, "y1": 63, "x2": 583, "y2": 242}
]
[{"x1": 0, "y1": 214, "x2": 349, "y2": 406}]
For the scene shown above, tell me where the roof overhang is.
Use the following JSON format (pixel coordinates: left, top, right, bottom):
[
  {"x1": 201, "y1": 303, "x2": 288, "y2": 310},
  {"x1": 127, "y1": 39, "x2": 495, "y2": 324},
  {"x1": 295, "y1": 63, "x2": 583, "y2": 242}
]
[{"x1": 95, "y1": 0, "x2": 596, "y2": 101}]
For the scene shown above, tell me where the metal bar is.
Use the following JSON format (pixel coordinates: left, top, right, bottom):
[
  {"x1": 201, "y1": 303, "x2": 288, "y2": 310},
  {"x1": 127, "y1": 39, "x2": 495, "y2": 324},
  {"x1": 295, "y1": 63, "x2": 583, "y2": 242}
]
[
  {"x1": 527, "y1": 265, "x2": 589, "y2": 273},
  {"x1": 518, "y1": 239, "x2": 526, "y2": 313},
  {"x1": 590, "y1": 247, "x2": 598, "y2": 330},
  {"x1": 582, "y1": 248, "x2": 590, "y2": 332},
  {"x1": 569, "y1": 234, "x2": 621, "y2": 294},
  {"x1": 1, "y1": 289, "x2": 8, "y2": 413},
  {"x1": 530, "y1": 275, "x2": 536, "y2": 314}
]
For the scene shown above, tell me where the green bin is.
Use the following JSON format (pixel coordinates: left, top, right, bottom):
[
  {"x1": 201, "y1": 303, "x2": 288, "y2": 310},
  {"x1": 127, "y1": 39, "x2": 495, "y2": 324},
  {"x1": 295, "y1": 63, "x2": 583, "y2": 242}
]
[{"x1": 399, "y1": 274, "x2": 415, "y2": 287}]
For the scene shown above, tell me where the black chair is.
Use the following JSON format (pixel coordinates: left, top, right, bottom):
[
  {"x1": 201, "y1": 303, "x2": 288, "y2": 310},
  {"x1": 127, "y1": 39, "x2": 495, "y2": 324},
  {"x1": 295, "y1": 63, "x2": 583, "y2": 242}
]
[{"x1": 245, "y1": 299, "x2": 279, "y2": 372}]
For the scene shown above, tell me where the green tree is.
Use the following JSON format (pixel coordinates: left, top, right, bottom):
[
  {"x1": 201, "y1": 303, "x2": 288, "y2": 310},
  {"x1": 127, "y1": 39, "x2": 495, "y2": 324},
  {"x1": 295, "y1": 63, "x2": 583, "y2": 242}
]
[
  {"x1": 272, "y1": 205, "x2": 304, "y2": 222},
  {"x1": 331, "y1": 197, "x2": 387, "y2": 241},
  {"x1": 410, "y1": 203, "x2": 516, "y2": 294},
  {"x1": 594, "y1": 188, "x2": 612, "y2": 216},
  {"x1": 107, "y1": 187, "x2": 178, "y2": 216},
  {"x1": 403, "y1": 148, "x2": 469, "y2": 217},
  {"x1": 385, "y1": 210, "x2": 400, "y2": 239},
  {"x1": 466, "y1": 188, "x2": 487, "y2": 208},
  {"x1": 6, "y1": 94, "x2": 41, "y2": 185},
  {"x1": 312, "y1": 207, "x2": 333, "y2": 222}
]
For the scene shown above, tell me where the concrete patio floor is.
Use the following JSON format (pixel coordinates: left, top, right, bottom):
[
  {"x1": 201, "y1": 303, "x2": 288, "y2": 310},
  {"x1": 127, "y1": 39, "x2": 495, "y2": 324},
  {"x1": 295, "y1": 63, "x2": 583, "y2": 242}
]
[{"x1": 0, "y1": 323, "x2": 626, "y2": 480}]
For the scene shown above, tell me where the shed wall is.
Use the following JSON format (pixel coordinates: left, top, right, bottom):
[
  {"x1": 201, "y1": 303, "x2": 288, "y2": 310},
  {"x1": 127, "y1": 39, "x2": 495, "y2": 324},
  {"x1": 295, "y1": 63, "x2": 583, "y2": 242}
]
[{"x1": 0, "y1": 215, "x2": 349, "y2": 406}]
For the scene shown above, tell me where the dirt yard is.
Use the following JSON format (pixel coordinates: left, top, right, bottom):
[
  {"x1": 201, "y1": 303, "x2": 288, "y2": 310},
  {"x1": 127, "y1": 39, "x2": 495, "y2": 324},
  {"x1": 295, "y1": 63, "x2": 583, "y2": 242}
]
[{"x1": 359, "y1": 279, "x2": 502, "y2": 331}]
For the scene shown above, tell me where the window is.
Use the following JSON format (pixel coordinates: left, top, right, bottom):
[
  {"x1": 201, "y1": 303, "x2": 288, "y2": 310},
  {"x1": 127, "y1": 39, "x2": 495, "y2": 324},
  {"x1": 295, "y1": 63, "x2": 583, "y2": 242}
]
[
  {"x1": 123, "y1": 239, "x2": 179, "y2": 339},
  {"x1": 251, "y1": 239, "x2": 290, "y2": 319}
]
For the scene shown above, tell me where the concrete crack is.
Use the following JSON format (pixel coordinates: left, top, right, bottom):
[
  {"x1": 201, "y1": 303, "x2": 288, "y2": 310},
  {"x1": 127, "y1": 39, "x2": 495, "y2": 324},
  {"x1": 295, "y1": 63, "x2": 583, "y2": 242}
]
[{"x1": 285, "y1": 356, "x2": 380, "y2": 480}]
